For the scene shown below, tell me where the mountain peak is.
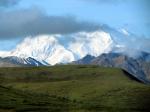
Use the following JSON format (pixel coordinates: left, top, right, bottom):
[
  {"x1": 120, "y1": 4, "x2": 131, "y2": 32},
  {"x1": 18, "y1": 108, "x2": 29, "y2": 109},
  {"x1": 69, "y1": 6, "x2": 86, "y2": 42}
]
[
  {"x1": 0, "y1": 29, "x2": 149, "y2": 66},
  {"x1": 0, "y1": 31, "x2": 114, "y2": 65}
]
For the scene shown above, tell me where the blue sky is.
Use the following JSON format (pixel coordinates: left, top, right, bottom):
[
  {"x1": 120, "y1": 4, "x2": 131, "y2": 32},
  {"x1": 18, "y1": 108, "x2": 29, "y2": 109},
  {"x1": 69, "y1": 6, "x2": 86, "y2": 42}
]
[{"x1": 0, "y1": 0, "x2": 150, "y2": 50}]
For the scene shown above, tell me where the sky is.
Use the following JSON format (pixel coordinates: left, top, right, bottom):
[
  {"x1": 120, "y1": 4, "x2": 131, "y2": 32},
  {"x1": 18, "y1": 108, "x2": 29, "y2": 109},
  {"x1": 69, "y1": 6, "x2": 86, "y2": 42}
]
[{"x1": 0, "y1": 0, "x2": 150, "y2": 51}]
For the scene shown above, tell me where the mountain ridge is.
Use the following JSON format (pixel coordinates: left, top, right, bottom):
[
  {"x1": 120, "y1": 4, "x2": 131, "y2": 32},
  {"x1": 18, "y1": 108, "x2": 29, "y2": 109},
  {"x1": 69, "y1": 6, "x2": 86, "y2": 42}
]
[
  {"x1": 73, "y1": 52, "x2": 150, "y2": 83},
  {"x1": 0, "y1": 28, "x2": 150, "y2": 65},
  {"x1": 0, "y1": 56, "x2": 43, "y2": 67}
]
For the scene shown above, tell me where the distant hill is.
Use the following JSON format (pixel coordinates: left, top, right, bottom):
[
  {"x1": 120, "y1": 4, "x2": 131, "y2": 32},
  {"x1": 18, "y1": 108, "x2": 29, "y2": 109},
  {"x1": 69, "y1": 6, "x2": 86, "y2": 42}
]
[
  {"x1": 71, "y1": 54, "x2": 95, "y2": 64},
  {"x1": 73, "y1": 52, "x2": 150, "y2": 84}
]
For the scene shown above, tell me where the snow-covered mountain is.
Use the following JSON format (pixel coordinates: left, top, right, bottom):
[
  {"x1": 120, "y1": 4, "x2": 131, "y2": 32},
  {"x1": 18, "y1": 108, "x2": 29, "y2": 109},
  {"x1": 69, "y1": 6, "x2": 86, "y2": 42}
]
[
  {"x1": 10, "y1": 35, "x2": 75, "y2": 65},
  {"x1": 0, "y1": 27, "x2": 149, "y2": 65},
  {"x1": 0, "y1": 56, "x2": 43, "y2": 67},
  {"x1": 0, "y1": 31, "x2": 114, "y2": 65}
]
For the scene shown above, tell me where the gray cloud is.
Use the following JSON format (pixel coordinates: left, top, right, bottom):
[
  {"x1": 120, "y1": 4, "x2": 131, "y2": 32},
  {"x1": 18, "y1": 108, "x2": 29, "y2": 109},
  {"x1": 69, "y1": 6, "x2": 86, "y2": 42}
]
[
  {"x1": 0, "y1": 0, "x2": 20, "y2": 7},
  {"x1": 0, "y1": 8, "x2": 100, "y2": 39}
]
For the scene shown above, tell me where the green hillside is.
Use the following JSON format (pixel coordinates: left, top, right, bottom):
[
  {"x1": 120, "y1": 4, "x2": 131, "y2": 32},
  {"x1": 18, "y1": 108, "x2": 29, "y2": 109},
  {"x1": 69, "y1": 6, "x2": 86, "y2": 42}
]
[{"x1": 0, "y1": 65, "x2": 150, "y2": 112}]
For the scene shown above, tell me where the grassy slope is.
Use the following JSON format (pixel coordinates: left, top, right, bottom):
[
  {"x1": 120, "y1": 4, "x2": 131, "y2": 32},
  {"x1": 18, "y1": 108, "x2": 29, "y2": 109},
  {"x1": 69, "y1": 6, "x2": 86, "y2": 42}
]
[
  {"x1": 0, "y1": 65, "x2": 150, "y2": 112},
  {"x1": 0, "y1": 85, "x2": 76, "y2": 112}
]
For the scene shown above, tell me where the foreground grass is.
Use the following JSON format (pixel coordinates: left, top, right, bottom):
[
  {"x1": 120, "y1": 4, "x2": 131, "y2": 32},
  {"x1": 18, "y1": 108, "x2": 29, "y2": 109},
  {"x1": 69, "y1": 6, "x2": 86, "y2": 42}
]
[
  {"x1": 0, "y1": 85, "x2": 77, "y2": 112},
  {"x1": 0, "y1": 65, "x2": 150, "y2": 112}
]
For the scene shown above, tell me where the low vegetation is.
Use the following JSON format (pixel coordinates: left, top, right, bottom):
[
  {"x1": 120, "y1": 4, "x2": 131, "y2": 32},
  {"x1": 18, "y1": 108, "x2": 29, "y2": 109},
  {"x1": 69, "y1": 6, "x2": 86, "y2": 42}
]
[{"x1": 0, "y1": 65, "x2": 150, "y2": 112}]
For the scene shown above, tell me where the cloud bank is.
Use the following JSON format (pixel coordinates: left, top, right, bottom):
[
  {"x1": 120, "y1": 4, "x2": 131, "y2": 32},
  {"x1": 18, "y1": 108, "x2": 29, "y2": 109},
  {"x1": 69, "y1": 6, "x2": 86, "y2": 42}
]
[{"x1": 0, "y1": 8, "x2": 99, "y2": 39}]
